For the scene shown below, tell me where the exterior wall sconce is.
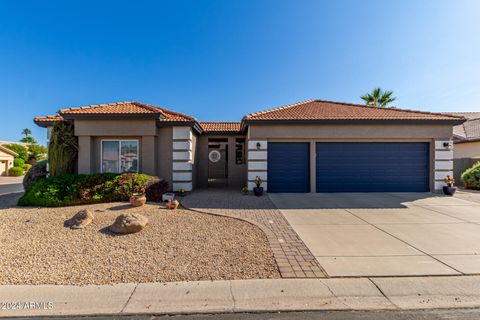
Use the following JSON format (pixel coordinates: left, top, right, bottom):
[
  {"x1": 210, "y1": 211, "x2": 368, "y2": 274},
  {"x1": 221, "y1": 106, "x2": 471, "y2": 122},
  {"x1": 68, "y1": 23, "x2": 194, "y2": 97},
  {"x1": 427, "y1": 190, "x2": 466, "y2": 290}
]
[
  {"x1": 443, "y1": 141, "x2": 453, "y2": 150},
  {"x1": 256, "y1": 142, "x2": 261, "y2": 149}
]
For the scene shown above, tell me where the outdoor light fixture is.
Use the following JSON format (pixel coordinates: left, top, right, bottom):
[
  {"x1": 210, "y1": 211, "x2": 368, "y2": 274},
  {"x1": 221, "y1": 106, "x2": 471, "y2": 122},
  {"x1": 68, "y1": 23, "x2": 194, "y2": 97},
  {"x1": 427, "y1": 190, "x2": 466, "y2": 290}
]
[
  {"x1": 443, "y1": 141, "x2": 453, "y2": 149},
  {"x1": 256, "y1": 142, "x2": 261, "y2": 149}
]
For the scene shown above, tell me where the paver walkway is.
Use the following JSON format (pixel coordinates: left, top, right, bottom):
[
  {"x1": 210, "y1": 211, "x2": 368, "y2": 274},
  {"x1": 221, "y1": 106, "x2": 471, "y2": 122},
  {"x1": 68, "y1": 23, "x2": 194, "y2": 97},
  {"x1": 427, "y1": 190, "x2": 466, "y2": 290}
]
[{"x1": 182, "y1": 189, "x2": 326, "y2": 278}]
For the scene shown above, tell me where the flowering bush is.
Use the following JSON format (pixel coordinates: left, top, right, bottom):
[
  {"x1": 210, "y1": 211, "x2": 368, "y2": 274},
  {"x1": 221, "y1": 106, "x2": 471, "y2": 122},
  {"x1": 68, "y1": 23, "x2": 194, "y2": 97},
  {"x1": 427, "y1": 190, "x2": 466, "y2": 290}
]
[{"x1": 18, "y1": 173, "x2": 151, "y2": 207}]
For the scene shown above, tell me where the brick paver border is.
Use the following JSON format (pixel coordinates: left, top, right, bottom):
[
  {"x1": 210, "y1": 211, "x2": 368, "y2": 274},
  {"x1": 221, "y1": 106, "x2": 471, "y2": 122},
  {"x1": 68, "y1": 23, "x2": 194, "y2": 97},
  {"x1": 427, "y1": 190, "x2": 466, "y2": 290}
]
[{"x1": 182, "y1": 189, "x2": 327, "y2": 278}]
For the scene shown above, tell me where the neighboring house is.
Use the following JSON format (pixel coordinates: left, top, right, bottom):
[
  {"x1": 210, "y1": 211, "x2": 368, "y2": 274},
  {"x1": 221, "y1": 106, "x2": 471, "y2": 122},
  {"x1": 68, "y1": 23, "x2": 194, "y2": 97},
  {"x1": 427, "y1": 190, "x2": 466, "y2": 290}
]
[
  {"x1": 447, "y1": 112, "x2": 480, "y2": 182},
  {"x1": 0, "y1": 145, "x2": 18, "y2": 176},
  {"x1": 34, "y1": 100, "x2": 464, "y2": 193},
  {"x1": 0, "y1": 141, "x2": 29, "y2": 147}
]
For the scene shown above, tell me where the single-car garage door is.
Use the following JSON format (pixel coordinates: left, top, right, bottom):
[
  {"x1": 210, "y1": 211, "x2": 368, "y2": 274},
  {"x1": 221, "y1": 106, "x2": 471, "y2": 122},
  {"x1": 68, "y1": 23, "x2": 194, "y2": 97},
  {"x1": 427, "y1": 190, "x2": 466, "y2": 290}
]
[
  {"x1": 268, "y1": 142, "x2": 310, "y2": 193},
  {"x1": 316, "y1": 142, "x2": 429, "y2": 192}
]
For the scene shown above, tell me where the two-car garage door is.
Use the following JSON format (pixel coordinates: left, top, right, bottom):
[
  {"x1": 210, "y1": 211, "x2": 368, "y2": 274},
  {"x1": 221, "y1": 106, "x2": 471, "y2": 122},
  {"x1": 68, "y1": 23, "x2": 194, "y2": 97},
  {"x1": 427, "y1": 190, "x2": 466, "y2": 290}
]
[{"x1": 267, "y1": 142, "x2": 429, "y2": 193}]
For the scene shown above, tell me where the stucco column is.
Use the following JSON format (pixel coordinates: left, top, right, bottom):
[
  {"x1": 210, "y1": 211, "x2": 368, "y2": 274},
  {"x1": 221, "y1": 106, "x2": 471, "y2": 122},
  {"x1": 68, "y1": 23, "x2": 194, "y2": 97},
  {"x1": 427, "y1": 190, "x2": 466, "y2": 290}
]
[
  {"x1": 310, "y1": 141, "x2": 316, "y2": 193},
  {"x1": 247, "y1": 140, "x2": 268, "y2": 191},
  {"x1": 141, "y1": 136, "x2": 156, "y2": 175},
  {"x1": 77, "y1": 136, "x2": 92, "y2": 174},
  {"x1": 434, "y1": 140, "x2": 454, "y2": 192},
  {"x1": 172, "y1": 127, "x2": 193, "y2": 191}
]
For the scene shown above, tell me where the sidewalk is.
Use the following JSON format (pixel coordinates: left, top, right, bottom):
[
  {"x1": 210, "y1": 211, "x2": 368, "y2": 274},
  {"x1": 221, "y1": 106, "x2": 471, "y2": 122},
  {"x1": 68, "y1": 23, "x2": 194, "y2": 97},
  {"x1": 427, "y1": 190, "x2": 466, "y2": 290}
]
[{"x1": 1, "y1": 276, "x2": 480, "y2": 317}]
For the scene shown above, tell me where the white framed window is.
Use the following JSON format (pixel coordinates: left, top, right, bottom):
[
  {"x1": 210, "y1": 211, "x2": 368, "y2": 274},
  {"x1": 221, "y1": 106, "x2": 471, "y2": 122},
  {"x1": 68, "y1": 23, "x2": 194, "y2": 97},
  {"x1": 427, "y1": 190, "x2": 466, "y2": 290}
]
[{"x1": 101, "y1": 140, "x2": 139, "y2": 173}]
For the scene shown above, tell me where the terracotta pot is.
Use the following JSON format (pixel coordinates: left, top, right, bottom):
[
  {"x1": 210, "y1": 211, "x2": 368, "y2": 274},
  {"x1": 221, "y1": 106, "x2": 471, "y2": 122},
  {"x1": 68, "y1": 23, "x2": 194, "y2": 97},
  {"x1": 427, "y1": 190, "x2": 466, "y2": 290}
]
[{"x1": 130, "y1": 194, "x2": 147, "y2": 207}]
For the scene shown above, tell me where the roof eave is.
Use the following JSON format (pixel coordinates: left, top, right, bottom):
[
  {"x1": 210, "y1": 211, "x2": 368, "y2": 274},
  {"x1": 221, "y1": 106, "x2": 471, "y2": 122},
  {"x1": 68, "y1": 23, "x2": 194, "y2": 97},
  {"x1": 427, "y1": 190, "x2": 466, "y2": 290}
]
[
  {"x1": 0, "y1": 145, "x2": 19, "y2": 157},
  {"x1": 156, "y1": 120, "x2": 204, "y2": 134},
  {"x1": 454, "y1": 137, "x2": 480, "y2": 144},
  {"x1": 60, "y1": 113, "x2": 162, "y2": 120},
  {"x1": 201, "y1": 131, "x2": 244, "y2": 136},
  {"x1": 242, "y1": 119, "x2": 466, "y2": 125}
]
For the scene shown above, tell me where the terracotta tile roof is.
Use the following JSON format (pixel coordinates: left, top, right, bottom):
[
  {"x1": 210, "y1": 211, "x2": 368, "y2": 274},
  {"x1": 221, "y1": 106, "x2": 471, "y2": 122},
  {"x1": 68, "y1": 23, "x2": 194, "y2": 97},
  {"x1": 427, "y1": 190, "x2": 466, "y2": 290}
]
[
  {"x1": 244, "y1": 100, "x2": 465, "y2": 122},
  {"x1": 200, "y1": 122, "x2": 242, "y2": 134},
  {"x1": 33, "y1": 115, "x2": 64, "y2": 127},
  {"x1": 58, "y1": 101, "x2": 195, "y2": 122},
  {"x1": 34, "y1": 115, "x2": 64, "y2": 123},
  {"x1": 448, "y1": 112, "x2": 480, "y2": 120},
  {"x1": 453, "y1": 118, "x2": 480, "y2": 142},
  {"x1": 444, "y1": 112, "x2": 480, "y2": 141}
]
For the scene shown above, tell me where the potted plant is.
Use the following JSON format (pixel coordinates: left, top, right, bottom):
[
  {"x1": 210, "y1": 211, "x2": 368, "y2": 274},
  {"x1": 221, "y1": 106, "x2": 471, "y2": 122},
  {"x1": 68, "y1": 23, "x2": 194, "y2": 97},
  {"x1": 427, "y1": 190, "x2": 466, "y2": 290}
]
[
  {"x1": 241, "y1": 186, "x2": 249, "y2": 195},
  {"x1": 130, "y1": 185, "x2": 147, "y2": 207},
  {"x1": 178, "y1": 188, "x2": 186, "y2": 197},
  {"x1": 253, "y1": 176, "x2": 264, "y2": 197},
  {"x1": 166, "y1": 199, "x2": 180, "y2": 210},
  {"x1": 443, "y1": 175, "x2": 456, "y2": 196}
]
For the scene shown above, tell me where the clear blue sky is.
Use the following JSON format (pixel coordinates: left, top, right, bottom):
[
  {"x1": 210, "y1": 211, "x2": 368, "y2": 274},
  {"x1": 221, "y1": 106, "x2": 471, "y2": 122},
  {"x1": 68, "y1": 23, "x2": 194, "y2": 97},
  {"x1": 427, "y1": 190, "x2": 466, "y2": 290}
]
[{"x1": 1, "y1": 0, "x2": 479, "y2": 145}]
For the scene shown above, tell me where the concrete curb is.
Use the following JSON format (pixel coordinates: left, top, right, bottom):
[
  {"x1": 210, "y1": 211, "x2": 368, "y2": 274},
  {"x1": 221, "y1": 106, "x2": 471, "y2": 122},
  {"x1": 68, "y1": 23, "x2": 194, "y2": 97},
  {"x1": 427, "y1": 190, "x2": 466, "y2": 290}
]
[{"x1": 1, "y1": 276, "x2": 480, "y2": 317}]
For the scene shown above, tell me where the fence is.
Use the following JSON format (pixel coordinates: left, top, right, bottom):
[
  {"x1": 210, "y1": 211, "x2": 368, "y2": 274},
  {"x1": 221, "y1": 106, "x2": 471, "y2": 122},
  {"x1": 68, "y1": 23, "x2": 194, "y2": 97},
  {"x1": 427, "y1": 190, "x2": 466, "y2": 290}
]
[{"x1": 454, "y1": 158, "x2": 480, "y2": 185}]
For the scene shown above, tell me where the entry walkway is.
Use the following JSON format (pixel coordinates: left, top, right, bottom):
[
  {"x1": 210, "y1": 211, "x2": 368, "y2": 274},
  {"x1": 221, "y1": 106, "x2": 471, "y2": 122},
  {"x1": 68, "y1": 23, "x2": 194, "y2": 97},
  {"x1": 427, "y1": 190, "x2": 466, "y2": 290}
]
[{"x1": 182, "y1": 189, "x2": 326, "y2": 278}]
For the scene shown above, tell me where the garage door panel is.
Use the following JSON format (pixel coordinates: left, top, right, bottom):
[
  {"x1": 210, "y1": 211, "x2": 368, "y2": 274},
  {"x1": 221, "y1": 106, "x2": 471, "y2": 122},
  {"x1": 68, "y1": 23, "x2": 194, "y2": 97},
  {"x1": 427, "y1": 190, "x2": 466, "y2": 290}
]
[
  {"x1": 268, "y1": 143, "x2": 310, "y2": 193},
  {"x1": 316, "y1": 142, "x2": 429, "y2": 192}
]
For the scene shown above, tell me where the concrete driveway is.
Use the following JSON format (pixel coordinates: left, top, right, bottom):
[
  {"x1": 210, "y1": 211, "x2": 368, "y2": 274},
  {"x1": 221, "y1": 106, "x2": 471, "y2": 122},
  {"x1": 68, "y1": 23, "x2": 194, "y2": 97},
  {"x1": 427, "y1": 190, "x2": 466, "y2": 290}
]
[{"x1": 269, "y1": 192, "x2": 480, "y2": 277}]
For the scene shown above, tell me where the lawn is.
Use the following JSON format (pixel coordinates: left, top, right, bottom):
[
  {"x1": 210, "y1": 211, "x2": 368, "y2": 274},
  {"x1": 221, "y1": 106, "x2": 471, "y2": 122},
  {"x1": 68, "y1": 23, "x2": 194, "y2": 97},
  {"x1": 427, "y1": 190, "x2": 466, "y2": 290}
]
[{"x1": 0, "y1": 194, "x2": 279, "y2": 285}]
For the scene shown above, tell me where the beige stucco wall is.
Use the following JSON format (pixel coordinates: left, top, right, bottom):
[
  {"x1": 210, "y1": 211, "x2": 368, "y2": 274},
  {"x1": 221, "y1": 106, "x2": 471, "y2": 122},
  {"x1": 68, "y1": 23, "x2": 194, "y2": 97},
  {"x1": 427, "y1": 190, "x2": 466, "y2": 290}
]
[
  {"x1": 75, "y1": 119, "x2": 157, "y2": 136},
  {"x1": 196, "y1": 135, "x2": 247, "y2": 189},
  {"x1": 0, "y1": 150, "x2": 14, "y2": 176},
  {"x1": 247, "y1": 123, "x2": 454, "y2": 192},
  {"x1": 75, "y1": 120, "x2": 174, "y2": 190},
  {"x1": 454, "y1": 141, "x2": 480, "y2": 159},
  {"x1": 248, "y1": 123, "x2": 453, "y2": 140},
  {"x1": 191, "y1": 132, "x2": 198, "y2": 189},
  {"x1": 156, "y1": 127, "x2": 173, "y2": 186}
]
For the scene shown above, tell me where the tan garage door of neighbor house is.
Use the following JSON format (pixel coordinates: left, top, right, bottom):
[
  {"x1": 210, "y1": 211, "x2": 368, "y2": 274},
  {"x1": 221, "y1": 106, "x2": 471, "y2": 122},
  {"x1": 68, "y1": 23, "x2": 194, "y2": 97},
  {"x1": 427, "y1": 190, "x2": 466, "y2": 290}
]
[{"x1": 0, "y1": 160, "x2": 7, "y2": 176}]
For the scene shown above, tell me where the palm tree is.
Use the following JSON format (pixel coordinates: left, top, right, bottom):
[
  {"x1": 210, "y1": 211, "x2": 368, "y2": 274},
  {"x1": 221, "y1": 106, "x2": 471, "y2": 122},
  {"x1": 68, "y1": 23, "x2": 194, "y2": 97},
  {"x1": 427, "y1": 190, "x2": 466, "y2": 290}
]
[
  {"x1": 20, "y1": 128, "x2": 36, "y2": 144},
  {"x1": 361, "y1": 87, "x2": 396, "y2": 107},
  {"x1": 22, "y1": 128, "x2": 32, "y2": 138}
]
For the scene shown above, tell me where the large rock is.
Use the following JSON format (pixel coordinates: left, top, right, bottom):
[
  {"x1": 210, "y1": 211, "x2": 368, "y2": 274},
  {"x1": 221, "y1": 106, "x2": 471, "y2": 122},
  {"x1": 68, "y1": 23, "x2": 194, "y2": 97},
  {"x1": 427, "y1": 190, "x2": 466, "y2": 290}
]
[
  {"x1": 65, "y1": 209, "x2": 94, "y2": 229},
  {"x1": 109, "y1": 213, "x2": 148, "y2": 234}
]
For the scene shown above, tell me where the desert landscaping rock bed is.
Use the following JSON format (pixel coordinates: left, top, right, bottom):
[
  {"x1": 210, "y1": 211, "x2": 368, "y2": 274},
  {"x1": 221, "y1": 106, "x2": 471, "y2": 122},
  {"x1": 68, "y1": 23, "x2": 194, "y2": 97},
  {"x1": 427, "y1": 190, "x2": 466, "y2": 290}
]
[{"x1": 0, "y1": 195, "x2": 279, "y2": 285}]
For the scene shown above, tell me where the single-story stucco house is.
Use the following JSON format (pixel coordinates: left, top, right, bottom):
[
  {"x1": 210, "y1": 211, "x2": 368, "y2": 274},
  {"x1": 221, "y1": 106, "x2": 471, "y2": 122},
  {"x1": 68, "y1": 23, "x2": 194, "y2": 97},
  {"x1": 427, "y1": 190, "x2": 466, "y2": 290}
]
[
  {"x1": 447, "y1": 112, "x2": 480, "y2": 182},
  {"x1": 34, "y1": 100, "x2": 465, "y2": 193},
  {"x1": 0, "y1": 145, "x2": 18, "y2": 176}
]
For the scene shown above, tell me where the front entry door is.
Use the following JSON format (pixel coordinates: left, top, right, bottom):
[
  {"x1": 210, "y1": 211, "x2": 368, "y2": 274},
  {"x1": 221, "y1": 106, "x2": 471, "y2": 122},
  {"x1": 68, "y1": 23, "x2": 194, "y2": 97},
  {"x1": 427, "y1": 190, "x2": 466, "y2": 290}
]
[{"x1": 208, "y1": 138, "x2": 228, "y2": 187}]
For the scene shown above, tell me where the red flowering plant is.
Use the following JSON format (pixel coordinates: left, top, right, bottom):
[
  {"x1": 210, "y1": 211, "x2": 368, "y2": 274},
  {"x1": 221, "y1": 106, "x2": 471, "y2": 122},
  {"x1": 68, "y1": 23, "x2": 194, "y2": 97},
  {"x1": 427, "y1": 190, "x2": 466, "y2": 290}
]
[{"x1": 132, "y1": 185, "x2": 146, "y2": 196}]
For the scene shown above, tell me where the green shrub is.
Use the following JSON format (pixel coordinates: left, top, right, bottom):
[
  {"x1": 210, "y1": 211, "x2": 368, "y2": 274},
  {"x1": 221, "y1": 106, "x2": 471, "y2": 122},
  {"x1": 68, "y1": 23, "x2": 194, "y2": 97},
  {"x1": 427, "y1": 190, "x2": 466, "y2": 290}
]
[
  {"x1": 3, "y1": 144, "x2": 29, "y2": 162},
  {"x1": 23, "y1": 163, "x2": 32, "y2": 172},
  {"x1": 14, "y1": 158, "x2": 25, "y2": 168},
  {"x1": 23, "y1": 160, "x2": 47, "y2": 192},
  {"x1": 461, "y1": 161, "x2": 480, "y2": 190},
  {"x1": 18, "y1": 173, "x2": 151, "y2": 207},
  {"x1": 8, "y1": 167, "x2": 24, "y2": 177}
]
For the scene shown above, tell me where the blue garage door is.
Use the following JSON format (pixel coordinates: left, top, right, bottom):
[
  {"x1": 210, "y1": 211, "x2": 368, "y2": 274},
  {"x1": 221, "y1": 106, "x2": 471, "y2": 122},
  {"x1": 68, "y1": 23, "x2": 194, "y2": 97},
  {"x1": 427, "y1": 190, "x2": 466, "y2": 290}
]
[
  {"x1": 268, "y1": 143, "x2": 310, "y2": 193},
  {"x1": 316, "y1": 142, "x2": 429, "y2": 192}
]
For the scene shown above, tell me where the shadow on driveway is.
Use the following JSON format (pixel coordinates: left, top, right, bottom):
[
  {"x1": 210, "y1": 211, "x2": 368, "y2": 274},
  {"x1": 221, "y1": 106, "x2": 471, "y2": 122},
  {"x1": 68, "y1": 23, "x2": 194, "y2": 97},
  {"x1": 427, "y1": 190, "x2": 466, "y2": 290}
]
[{"x1": 268, "y1": 192, "x2": 437, "y2": 209}]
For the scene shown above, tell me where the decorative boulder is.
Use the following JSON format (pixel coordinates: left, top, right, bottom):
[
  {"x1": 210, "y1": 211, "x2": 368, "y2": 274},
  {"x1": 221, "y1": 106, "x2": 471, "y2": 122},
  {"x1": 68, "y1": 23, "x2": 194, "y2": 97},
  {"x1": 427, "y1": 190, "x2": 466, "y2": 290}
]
[
  {"x1": 109, "y1": 213, "x2": 148, "y2": 234},
  {"x1": 65, "y1": 209, "x2": 94, "y2": 229}
]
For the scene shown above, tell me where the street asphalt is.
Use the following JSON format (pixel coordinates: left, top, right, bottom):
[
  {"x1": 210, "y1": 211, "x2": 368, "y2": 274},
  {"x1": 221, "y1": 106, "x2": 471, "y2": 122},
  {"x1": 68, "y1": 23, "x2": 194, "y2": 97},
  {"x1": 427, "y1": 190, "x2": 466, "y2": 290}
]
[
  {"x1": 3, "y1": 309, "x2": 480, "y2": 320},
  {"x1": 0, "y1": 183, "x2": 23, "y2": 195}
]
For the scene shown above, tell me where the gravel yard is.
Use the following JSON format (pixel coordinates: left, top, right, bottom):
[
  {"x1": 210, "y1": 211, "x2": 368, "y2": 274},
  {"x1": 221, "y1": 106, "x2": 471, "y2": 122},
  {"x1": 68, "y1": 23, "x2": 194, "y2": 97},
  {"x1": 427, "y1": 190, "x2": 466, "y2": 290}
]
[{"x1": 0, "y1": 194, "x2": 279, "y2": 285}]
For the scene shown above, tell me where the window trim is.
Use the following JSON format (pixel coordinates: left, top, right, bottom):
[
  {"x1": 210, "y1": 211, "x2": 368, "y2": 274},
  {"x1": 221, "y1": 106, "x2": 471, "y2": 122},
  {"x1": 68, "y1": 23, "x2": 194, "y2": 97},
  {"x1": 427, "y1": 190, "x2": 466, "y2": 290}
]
[{"x1": 100, "y1": 139, "x2": 139, "y2": 173}]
